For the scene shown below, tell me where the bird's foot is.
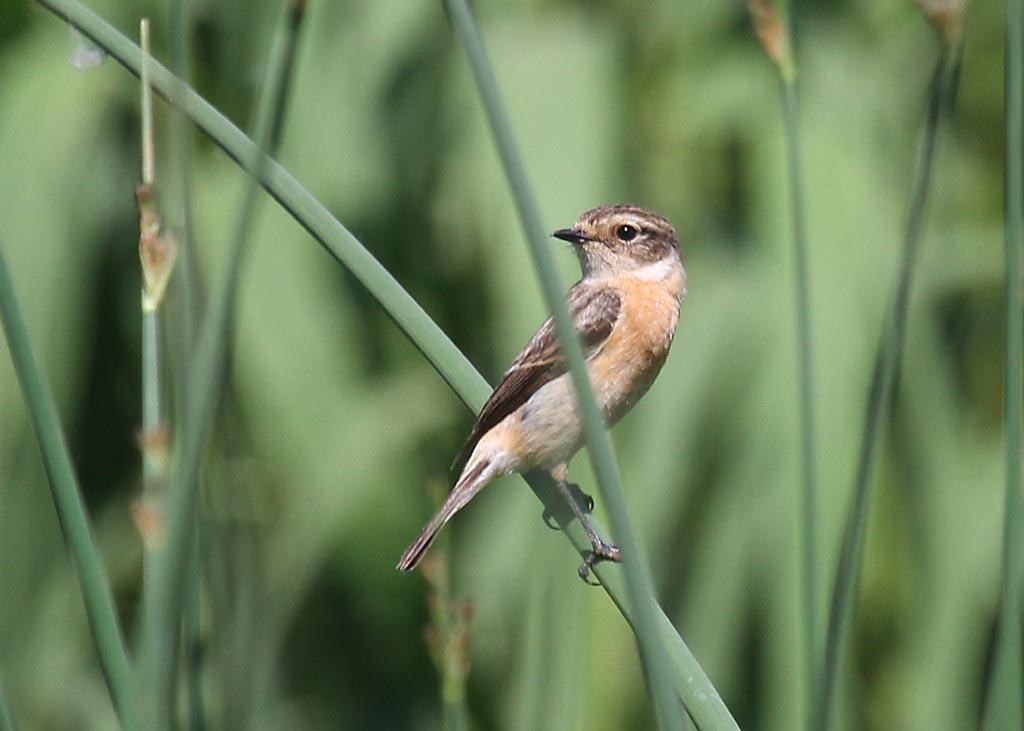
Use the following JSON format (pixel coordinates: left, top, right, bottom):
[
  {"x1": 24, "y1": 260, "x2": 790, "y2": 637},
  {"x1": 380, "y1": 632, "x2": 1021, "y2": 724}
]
[{"x1": 577, "y1": 540, "x2": 623, "y2": 586}]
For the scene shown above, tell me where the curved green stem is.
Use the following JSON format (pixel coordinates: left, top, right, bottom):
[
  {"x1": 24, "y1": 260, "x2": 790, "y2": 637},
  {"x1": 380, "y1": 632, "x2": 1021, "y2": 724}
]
[
  {"x1": 0, "y1": 237, "x2": 139, "y2": 726},
  {"x1": 817, "y1": 44, "x2": 963, "y2": 731}
]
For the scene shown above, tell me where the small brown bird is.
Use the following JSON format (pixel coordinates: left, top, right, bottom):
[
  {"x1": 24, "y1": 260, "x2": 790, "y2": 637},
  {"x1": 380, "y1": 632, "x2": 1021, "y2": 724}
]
[{"x1": 397, "y1": 204, "x2": 686, "y2": 580}]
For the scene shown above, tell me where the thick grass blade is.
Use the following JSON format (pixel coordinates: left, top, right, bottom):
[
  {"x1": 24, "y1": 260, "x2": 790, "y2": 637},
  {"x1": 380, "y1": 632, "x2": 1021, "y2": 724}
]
[
  {"x1": 982, "y1": 0, "x2": 1024, "y2": 725},
  {"x1": 32, "y1": 3, "x2": 738, "y2": 726},
  {"x1": 135, "y1": 1, "x2": 304, "y2": 726},
  {"x1": 167, "y1": 0, "x2": 199, "y2": 369},
  {"x1": 816, "y1": 36, "x2": 963, "y2": 731},
  {"x1": 0, "y1": 236, "x2": 139, "y2": 726}
]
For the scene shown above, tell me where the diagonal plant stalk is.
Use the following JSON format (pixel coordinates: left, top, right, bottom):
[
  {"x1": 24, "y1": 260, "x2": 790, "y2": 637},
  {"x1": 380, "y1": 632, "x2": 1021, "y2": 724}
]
[
  {"x1": 749, "y1": 2, "x2": 820, "y2": 725},
  {"x1": 982, "y1": 0, "x2": 1024, "y2": 725},
  {"x1": 816, "y1": 17, "x2": 964, "y2": 731},
  {"x1": 441, "y1": 1, "x2": 684, "y2": 727},
  {"x1": 0, "y1": 235, "x2": 139, "y2": 726},
  {"x1": 136, "y1": 1, "x2": 304, "y2": 726},
  {"x1": 34, "y1": 2, "x2": 738, "y2": 727}
]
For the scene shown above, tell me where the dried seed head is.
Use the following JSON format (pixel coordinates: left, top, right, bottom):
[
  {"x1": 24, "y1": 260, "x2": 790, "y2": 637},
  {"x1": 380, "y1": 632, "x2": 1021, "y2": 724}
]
[
  {"x1": 916, "y1": 0, "x2": 968, "y2": 46},
  {"x1": 749, "y1": 0, "x2": 792, "y2": 75},
  {"x1": 136, "y1": 184, "x2": 178, "y2": 312}
]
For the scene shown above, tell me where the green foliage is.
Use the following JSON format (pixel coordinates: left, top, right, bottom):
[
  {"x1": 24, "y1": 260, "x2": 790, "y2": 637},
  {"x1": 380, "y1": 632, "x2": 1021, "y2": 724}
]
[{"x1": 0, "y1": 2, "x2": 1013, "y2": 730}]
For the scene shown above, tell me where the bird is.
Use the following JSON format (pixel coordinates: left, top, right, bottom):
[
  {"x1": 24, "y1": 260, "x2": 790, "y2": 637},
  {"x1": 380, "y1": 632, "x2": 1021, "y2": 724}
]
[{"x1": 397, "y1": 204, "x2": 686, "y2": 581}]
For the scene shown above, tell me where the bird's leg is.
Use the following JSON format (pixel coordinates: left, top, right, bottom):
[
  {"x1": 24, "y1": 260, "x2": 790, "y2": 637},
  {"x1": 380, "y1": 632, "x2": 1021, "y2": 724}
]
[
  {"x1": 555, "y1": 479, "x2": 622, "y2": 584},
  {"x1": 541, "y1": 482, "x2": 594, "y2": 529}
]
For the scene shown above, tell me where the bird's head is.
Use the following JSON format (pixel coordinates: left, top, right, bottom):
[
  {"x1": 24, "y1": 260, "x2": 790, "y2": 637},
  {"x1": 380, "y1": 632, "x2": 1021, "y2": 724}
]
[{"x1": 552, "y1": 204, "x2": 681, "y2": 279}]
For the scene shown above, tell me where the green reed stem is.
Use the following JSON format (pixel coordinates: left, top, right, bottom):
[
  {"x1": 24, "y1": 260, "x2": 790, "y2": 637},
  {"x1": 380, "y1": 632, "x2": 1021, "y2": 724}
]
[
  {"x1": 982, "y1": 0, "x2": 1024, "y2": 725},
  {"x1": 33, "y1": 3, "x2": 738, "y2": 726},
  {"x1": 137, "y1": 17, "x2": 174, "y2": 667},
  {"x1": 164, "y1": 0, "x2": 204, "y2": 723},
  {"x1": 550, "y1": 492, "x2": 735, "y2": 730},
  {"x1": 167, "y1": 0, "x2": 200, "y2": 392},
  {"x1": 0, "y1": 237, "x2": 139, "y2": 726},
  {"x1": 778, "y1": 30, "x2": 821, "y2": 731},
  {"x1": 784, "y1": 77, "x2": 822, "y2": 731},
  {"x1": 750, "y1": 1, "x2": 820, "y2": 721},
  {"x1": 136, "y1": 2, "x2": 303, "y2": 726},
  {"x1": 441, "y1": 0, "x2": 685, "y2": 728},
  {"x1": 817, "y1": 42, "x2": 962, "y2": 731},
  {"x1": 138, "y1": 46, "x2": 163, "y2": 491}
]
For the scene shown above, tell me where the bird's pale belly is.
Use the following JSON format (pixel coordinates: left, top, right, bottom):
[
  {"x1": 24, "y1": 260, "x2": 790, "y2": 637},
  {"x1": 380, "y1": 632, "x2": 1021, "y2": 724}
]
[{"x1": 501, "y1": 304, "x2": 677, "y2": 470}]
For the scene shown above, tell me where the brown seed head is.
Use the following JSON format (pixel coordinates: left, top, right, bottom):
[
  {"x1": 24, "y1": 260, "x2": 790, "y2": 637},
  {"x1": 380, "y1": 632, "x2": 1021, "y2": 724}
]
[
  {"x1": 916, "y1": 0, "x2": 967, "y2": 46},
  {"x1": 748, "y1": 0, "x2": 792, "y2": 76}
]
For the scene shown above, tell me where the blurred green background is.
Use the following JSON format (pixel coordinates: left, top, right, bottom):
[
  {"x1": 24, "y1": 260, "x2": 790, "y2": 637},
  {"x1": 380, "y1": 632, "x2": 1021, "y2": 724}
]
[{"x1": 0, "y1": 0, "x2": 1009, "y2": 729}]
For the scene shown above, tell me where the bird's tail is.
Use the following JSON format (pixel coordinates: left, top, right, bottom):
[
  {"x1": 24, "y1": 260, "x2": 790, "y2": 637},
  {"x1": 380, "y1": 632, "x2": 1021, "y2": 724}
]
[{"x1": 396, "y1": 457, "x2": 495, "y2": 572}]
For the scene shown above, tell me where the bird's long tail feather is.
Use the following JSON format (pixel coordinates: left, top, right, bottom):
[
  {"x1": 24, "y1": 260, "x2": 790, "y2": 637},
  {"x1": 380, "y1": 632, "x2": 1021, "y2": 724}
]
[{"x1": 396, "y1": 457, "x2": 493, "y2": 571}]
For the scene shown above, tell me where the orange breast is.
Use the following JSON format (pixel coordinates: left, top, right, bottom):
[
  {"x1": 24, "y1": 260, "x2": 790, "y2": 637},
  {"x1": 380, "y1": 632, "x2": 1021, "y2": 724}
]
[{"x1": 589, "y1": 276, "x2": 682, "y2": 426}]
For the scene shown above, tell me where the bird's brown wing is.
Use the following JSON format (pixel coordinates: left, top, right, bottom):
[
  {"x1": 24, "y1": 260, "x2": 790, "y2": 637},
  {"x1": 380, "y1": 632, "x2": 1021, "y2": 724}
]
[{"x1": 451, "y1": 284, "x2": 622, "y2": 467}]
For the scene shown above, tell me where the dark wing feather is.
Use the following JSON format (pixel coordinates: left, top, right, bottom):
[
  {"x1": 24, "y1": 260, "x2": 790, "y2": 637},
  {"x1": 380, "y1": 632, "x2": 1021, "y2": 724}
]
[{"x1": 451, "y1": 284, "x2": 621, "y2": 467}]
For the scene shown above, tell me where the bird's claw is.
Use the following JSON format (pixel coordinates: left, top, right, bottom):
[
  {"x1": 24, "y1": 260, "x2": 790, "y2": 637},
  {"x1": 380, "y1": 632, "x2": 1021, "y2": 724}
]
[
  {"x1": 577, "y1": 541, "x2": 623, "y2": 586},
  {"x1": 541, "y1": 508, "x2": 561, "y2": 530}
]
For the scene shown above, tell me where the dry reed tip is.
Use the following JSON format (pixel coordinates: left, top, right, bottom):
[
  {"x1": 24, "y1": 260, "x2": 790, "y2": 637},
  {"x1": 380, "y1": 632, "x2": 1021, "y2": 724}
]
[
  {"x1": 135, "y1": 184, "x2": 178, "y2": 312},
  {"x1": 915, "y1": 0, "x2": 968, "y2": 47},
  {"x1": 748, "y1": 0, "x2": 794, "y2": 80}
]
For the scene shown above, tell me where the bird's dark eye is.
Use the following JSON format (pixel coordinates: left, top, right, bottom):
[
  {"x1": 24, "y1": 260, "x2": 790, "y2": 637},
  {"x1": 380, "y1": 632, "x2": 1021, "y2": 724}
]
[{"x1": 616, "y1": 224, "x2": 638, "y2": 242}]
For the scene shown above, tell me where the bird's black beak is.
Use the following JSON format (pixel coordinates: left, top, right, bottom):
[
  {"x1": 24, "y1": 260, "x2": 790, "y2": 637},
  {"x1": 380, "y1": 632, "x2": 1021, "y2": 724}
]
[{"x1": 552, "y1": 227, "x2": 592, "y2": 245}]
